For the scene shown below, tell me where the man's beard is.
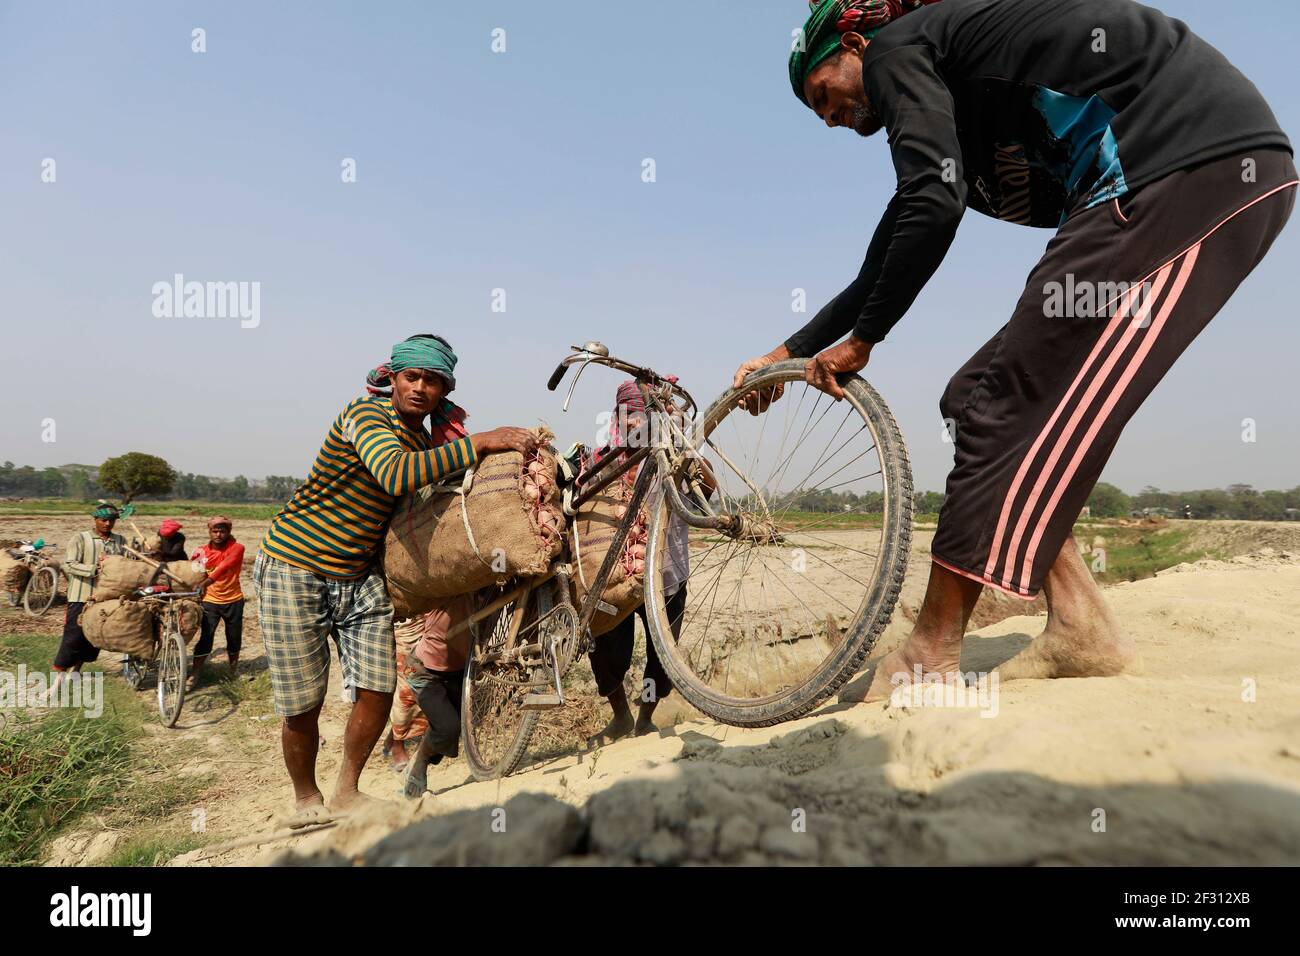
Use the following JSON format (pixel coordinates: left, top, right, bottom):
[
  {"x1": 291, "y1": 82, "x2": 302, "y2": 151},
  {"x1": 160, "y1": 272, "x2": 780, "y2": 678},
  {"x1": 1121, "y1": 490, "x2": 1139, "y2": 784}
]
[{"x1": 850, "y1": 101, "x2": 883, "y2": 137}]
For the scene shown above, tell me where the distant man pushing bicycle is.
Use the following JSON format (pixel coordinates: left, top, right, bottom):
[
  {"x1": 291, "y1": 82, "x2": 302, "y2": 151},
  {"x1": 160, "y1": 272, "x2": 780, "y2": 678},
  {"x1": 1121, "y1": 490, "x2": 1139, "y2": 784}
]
[{"x1": 734, "y1": 0, "x2": 1294, "y2": 700}]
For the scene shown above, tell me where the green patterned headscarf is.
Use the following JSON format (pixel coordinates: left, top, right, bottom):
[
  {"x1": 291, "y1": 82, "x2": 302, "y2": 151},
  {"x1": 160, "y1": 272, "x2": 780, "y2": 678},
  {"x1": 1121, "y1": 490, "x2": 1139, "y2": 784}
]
[
  {"x1": 789, "y1": 0, "x2": 940, "y2": 106},
  {"x1": 389, "y1": 334, "x2": 458, "y2": 392}
]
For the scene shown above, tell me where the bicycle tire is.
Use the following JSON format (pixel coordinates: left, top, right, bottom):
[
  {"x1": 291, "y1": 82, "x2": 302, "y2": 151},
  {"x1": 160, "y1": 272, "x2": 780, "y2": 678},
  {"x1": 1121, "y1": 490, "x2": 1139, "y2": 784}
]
[
  {"x1": 460, "y1": 586, "x2": 544, "y2": 781},
  {"x1": 157, "y1": 631, "x2": 187, "y2": 728},
  {"x1": 23, "y1": 567, "x2": 58, "y2": 616},
  {"x1": 644, "y1": 359, "x2": 912, "y2": 727}
]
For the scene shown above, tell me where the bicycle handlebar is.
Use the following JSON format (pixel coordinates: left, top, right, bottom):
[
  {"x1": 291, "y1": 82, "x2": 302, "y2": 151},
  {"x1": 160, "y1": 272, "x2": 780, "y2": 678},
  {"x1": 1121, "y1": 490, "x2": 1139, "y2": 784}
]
[{"x1": 548, "y1": 342, "x2": 697, "y2": 417}]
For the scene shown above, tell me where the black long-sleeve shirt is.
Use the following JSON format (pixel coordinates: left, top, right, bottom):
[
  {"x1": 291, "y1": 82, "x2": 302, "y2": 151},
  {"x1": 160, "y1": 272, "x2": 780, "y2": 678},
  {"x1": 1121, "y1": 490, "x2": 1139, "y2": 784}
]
[{"x1": 785, "y1": 0, "x2": 1291, "y2": 354}]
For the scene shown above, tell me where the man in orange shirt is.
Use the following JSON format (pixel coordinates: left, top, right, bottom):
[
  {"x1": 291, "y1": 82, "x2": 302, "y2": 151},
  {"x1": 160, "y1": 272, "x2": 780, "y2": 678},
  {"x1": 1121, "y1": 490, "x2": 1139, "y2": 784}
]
[{"x1": 190, "y1": 515, "x2": 246, "y2": 689}]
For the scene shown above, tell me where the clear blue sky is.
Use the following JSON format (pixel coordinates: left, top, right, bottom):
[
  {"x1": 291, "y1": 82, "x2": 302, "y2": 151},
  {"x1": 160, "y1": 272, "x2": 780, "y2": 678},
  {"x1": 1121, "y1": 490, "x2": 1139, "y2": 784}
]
[{"x1": 2, "y1": 0, "x2": 1296, "y2": 494}]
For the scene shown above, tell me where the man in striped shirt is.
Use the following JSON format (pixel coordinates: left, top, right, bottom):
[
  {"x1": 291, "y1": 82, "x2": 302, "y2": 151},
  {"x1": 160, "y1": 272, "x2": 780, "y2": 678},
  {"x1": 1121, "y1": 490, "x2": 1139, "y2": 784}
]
[
  {"x1": 255, "y1": 334, "x2": 537, "y2": 821},
  {"x1": 49, "y1": 504, "x2": 126, "y2": 699}
]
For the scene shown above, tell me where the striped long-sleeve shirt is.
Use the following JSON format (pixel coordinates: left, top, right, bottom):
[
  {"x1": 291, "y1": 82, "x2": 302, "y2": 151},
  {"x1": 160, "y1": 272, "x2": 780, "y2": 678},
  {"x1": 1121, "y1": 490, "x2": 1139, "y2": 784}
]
[
  {"x1": 261, "y1": 396, "x2": 476, "y2": 579},
  {"x1": 63, "y1": 530, "x2": 126, "y2": 603}
]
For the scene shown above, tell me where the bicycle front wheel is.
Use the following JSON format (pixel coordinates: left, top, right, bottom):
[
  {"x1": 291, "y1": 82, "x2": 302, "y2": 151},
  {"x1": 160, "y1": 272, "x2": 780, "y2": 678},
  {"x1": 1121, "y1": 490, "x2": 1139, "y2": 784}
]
[
  {"x1": 23, "y1": 567, "x2": 58, "y2": 616},
  {"x1": 157, "y1": 631, "x2": 187, "y2": 727},
  {"x1": 644, "y1": 359, "x2": 912, "y2": 727}
]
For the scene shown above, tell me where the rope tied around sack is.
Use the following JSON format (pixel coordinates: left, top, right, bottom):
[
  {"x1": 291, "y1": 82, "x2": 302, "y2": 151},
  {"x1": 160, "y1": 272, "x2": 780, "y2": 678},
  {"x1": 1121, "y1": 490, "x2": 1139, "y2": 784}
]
[{"x1": 421, "y1": 465, "x2": 497, "y2": 572}]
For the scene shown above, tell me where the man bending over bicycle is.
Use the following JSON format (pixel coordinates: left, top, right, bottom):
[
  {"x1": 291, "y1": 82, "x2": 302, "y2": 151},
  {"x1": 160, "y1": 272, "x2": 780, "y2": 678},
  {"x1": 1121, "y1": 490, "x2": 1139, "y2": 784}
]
[
  {"x1": 734, "y1": 0, "x2": 1294, "y2": 701},
  {"x1": 254, "y1": 334, "x2": 537, "y2": 824}
]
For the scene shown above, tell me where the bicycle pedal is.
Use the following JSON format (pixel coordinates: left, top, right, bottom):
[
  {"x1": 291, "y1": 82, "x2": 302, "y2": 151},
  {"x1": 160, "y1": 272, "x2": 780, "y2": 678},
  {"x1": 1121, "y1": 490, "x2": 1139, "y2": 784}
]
[{"x1": 520, "y1": 692, "x2": 564, "y2": 711}]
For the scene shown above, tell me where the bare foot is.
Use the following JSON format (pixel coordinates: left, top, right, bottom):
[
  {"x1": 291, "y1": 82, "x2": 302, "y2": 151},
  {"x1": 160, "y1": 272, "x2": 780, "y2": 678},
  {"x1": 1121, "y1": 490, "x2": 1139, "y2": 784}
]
[
  {"x1": 383, "y1": 738, "x2": 410, "y2": 773},
  {"x1": 996, "y1": 617, "x2": 1140, "y2": 681},
  {"x1": 840, "y1": 639, "x2": 964, "y2": 704},
  {"x1": 331, "y1": 789, "x2": 387, "y2": 815},
  {"x1": 633, "y1": 716, "x2": 658, "y2": 737},
  {"x1": 585, "y1": 712, "x2": 634, "y2": 751},
  {"x1": 280, "y1": 793, "x2": 330, "y2": 829}
]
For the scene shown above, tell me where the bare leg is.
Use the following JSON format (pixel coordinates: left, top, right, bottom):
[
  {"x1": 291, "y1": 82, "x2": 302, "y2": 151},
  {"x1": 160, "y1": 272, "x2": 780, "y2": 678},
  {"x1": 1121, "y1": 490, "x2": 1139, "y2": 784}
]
[
  {"x1": 402, "y1": 729, "x2": 441, "y2": 799},
  {"x1": 282, "y1": 700, "x2": 326, "y2": 810},
  {"x1": 845, "y1": 561, "x2": 982, "y2": 703},
  {"x1": 634, "y1": 699, "x2": 659, "y2": 736},
  {"x1": 996, "y1": 536, "x2": 1139, "y2": 680},
  {"x1": 331, "y1": 688, "x2": 392, "y2": 811},
  {"x1": 585, "y1": 685, "x2": 635, "y2": 750},
  {"x1": 187, "y1": 654, "x2": 208, "y2": 692},
  {"x1": 383, "y1": 729, "x2": 410, "y2": 772}
]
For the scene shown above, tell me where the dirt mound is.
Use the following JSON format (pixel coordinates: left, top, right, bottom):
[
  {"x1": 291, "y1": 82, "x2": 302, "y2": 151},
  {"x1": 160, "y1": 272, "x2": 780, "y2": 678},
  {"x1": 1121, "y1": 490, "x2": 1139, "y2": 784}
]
[
  {"x1": 1155, "y1": 546, "x2": 1299, "y2": 576},
  {"x1": 1182, "y1": 520, "x2": 1300, "y2": 557}
]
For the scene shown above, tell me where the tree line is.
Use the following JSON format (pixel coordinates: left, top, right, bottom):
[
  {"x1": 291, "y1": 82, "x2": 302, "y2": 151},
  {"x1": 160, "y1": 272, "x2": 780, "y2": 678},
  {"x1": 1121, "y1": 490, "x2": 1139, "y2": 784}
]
[
  {"x1": 0, "y1": 454, "x2": 301, "y2": 504},
  {"x1": 4, "y1": 454, "x2": 1297, "y2": 521},
  {"x1": 1087, "y1": 482, "x2": 1300, "y2": 520},
  {"x1": 749, "y1": 484, "x2": 1299, "y2": 521}
]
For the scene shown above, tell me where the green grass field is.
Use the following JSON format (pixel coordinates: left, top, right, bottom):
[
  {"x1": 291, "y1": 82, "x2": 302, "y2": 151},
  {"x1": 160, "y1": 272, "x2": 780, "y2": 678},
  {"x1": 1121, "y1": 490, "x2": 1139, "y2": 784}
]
[
  {"x1": 0, "y1": 631, "x2": 213, "y2": 866},
  {"x1": 1072, "y1": 523, "x2": 1224, "y2": 584}
]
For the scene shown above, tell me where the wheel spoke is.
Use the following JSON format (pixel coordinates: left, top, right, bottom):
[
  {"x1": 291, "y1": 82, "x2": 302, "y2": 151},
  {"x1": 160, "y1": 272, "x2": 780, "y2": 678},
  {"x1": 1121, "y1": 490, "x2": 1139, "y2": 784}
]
[{"x1": 643, "y1": 366, "x2": 908, "y2": 716}]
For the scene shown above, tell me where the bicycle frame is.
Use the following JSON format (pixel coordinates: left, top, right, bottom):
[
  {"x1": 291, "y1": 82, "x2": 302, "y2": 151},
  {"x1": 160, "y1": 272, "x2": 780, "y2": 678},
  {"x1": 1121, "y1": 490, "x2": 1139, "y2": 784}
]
[{"x1": 548, "y1": 341, "x2": 758, "y2": 636}]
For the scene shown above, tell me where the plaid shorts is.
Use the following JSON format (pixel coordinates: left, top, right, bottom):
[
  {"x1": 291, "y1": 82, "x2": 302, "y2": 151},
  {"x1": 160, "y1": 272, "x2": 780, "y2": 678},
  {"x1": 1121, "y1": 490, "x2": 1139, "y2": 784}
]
[{"x1": 253, "y1": 552, "x2": 397, "y2": 716}]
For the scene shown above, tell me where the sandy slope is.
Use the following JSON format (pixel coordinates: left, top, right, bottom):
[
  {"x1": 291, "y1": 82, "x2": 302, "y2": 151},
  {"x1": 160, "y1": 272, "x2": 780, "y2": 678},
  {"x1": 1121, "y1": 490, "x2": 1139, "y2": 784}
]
[{"x1": 171, "y1": 551, "x2": 1300, "y2": 866}]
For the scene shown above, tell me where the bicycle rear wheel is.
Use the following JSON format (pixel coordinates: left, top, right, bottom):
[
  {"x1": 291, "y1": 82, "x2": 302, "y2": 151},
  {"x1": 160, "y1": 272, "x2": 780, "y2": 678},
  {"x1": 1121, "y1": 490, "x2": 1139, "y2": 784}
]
[
  {"x1": 644, "y1": 359, "x2": 912, "y2": 727},
  {"x1": 157, "y1": 631, "x2": 187, "y2": 727},
  {"x1": 460, "y1": 583, "x2": 548, "y2": 781},
  {"x1": 23, "y1": 567, "x2": 58, "y2": 616}
]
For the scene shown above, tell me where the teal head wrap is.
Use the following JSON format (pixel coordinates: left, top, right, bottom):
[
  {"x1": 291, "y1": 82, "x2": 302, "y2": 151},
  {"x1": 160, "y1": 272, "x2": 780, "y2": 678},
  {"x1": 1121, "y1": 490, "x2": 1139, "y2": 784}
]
[
  {"x1": 92, "y1": 504, "x2": 120, "y2": 520},
  {"x1": 789, "y1": 1, "x2": 938, "y2": 106},
  {"x1": 389, "y1": 334, "x2": 457, "y2": 393}
]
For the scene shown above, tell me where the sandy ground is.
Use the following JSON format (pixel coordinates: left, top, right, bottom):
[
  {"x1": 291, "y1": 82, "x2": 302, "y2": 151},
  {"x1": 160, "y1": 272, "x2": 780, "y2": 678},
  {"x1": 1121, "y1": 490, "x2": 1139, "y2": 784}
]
[
  {"x1": 9, "y1": 512, "x2": 1299, "y2": 865},
  {"x1": 216, "y1": 550, "x2": 1300, "y2": 865}
]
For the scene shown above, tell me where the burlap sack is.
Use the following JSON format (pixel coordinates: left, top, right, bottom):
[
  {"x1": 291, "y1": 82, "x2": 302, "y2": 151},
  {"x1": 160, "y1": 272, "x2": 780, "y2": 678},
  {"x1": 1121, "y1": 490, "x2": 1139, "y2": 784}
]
[
  {"x1": 81, "y1": 598, "x2": 157, "y2": 659},
  {"x1": 0, "y1": 552, "x2": 31, "y2": 593},
  {"x1": 93, "y1": 556, "x2": 205, "y2": 600},
  {"x1": 161, "y1": 560, "x2": 207, "y2": 591},
  {"x1": 92, "y1": 556, "x2": 154, "y2": 600},
  {"x1": 571, "y1": 470, "x2": 649, "y2": 638},
  {"x1": 384, "y1": 428, "x2": 564, "y2": 618},
  {"x1": 174, "y1": 599, "x2": 202, "y2": 641}
]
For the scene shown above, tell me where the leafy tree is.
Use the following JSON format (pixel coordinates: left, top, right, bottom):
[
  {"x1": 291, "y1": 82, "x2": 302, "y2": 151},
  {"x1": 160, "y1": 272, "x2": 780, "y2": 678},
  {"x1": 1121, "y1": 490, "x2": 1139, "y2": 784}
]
[
  {"x1": 264, "y1": 475, "x2": 300, "y2": 502},
  {"x1": 915, "y1": 491, "x2": 946, "y2": 514},
  {"x1": 66, "y1": 469, "x2": 91, "y2": 501},
  {"x1": 216, "y1": 475, "x2": 250, "y2": 502},
  {"x1": 38, "y1": 467, "x2": 66, "y2": 497},
  {"x1": 99, "y1": 452, "x2": 176, "y2": 503},
  {"x1": 1086, "y1": 482, "x2": 1131, "y2": 518}
]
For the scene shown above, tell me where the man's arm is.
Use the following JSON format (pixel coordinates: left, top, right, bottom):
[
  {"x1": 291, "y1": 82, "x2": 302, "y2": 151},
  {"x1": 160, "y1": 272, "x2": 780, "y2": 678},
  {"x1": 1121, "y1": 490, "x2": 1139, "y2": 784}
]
[
  {"x1": 736, "y1": 44, "x2": 966, "y2": 403},
  {"x1": 784, "y1": 194, "x2": 902, "y2": 358},
  {"x1": 62, "y1": 533, "x2": 94, "y2": 579},
  {"x1": 203, "y1": 543, "x2": 245, "y2": 583},
  {"x1": 350, "y1": 405, "x2": 478, "y2": 496},
  {"x1": 849, "y1": 43, "x2": 966, "y2": 343}
]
